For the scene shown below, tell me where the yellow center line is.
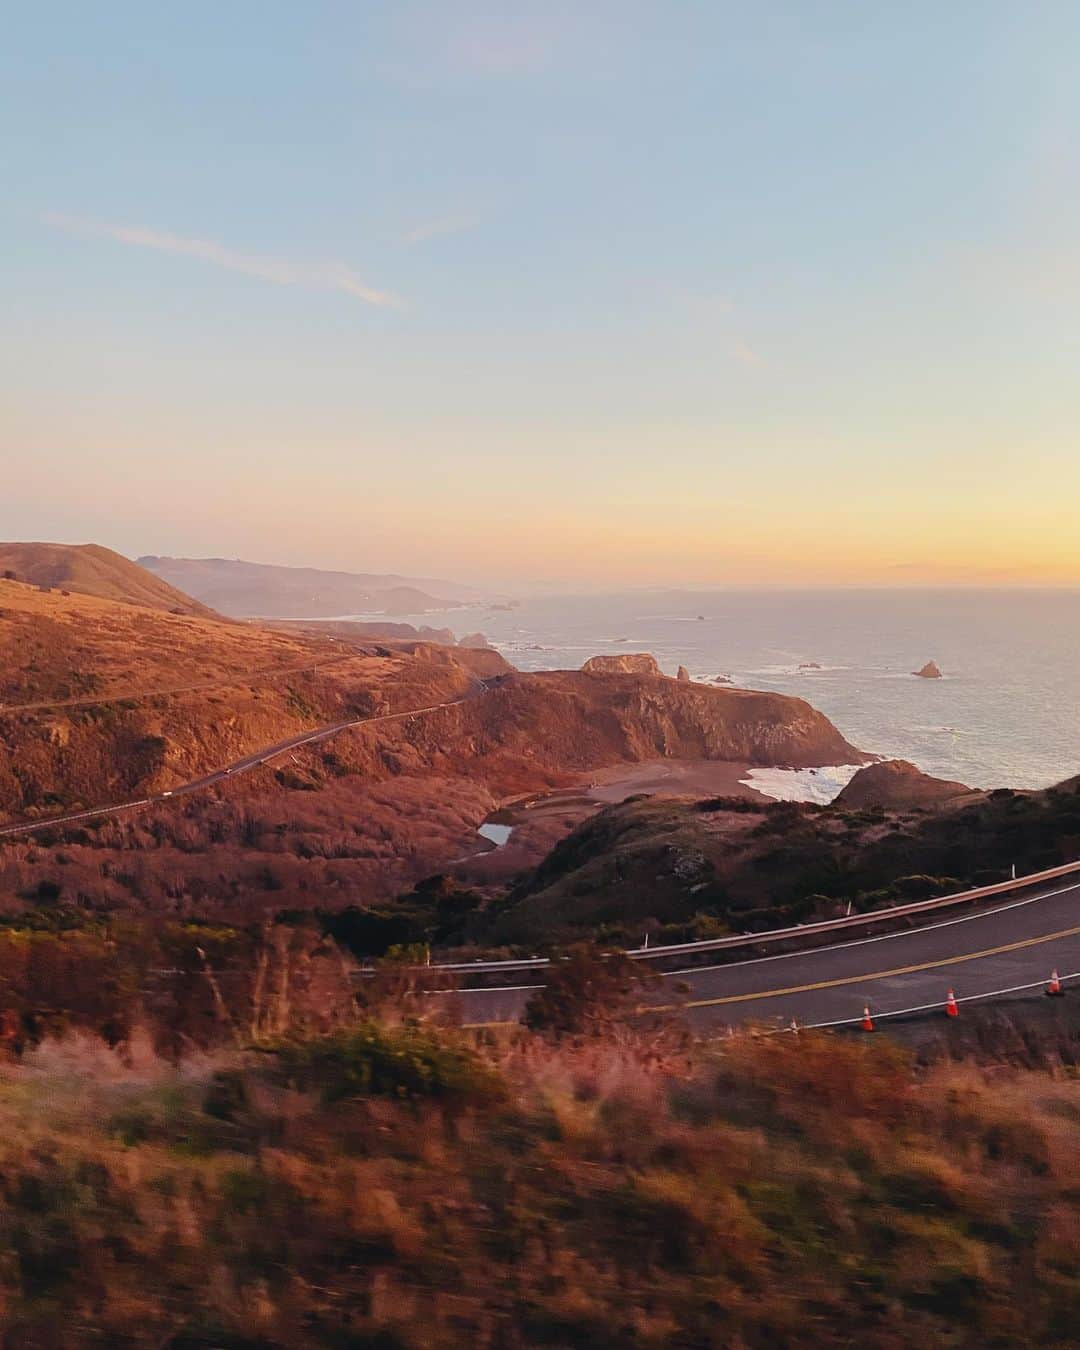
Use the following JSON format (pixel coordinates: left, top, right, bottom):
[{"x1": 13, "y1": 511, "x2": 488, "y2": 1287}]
[
  {"x1": 644, "y1": 922, "x2": 1080, "y2": 1012},
  {"x1": 457, "y1": 922, "x2": 1080, "y2": 1028}
]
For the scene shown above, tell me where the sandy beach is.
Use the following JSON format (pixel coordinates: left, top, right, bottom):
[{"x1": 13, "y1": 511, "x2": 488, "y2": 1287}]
[{"x1": 584, "y1": 759, "x2": 770, "y2": 804}]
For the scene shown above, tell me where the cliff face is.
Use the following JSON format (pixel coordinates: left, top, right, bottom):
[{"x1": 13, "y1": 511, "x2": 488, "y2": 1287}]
[
  {"x1": 0, "y1": 620, "x2": 867, "y2": 821},
  {"x1": 834, "y1": 759, "x2": 974, "y2": 809},
  {"x1": 390, "y1": 670, "x2": 869, "y2": 786}
]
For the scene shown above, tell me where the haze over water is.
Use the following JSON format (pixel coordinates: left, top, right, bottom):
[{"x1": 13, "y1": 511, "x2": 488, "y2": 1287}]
[{"x1": 400, "y1": 589, "x2": 1079, "y2": 790}]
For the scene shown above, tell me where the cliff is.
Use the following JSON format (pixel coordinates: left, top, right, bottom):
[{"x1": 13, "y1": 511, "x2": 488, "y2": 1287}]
[{"x1": 459, "y1": 671, "x2": 867, "y2": 776}]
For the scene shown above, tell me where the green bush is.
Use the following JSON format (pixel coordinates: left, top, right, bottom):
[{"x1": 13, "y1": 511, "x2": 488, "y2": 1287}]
[{"x1": 269, "y1": 1022, "x2": 505, "y2": 1109}]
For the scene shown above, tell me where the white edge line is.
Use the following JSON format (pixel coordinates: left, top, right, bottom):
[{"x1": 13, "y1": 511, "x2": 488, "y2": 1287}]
[
  {"x1": 433, "y1": 881, "x2": 1080, "y2": 983},
  {"x1": 454, "y1": 971, "x2": 1080, "y2": 1028},
  {"x1": 794, "y1": 970, "x2": 1080, "y2": 1030},
  {"x1": 427, "y1": 984, "x2": 545, "y2": 996},
  {"x1": 662, "y1": 880, "x2": 1080, "y2": 977}
]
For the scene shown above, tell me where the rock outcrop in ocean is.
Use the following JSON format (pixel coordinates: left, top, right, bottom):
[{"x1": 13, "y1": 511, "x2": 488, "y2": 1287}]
[
  {"x1": 835, "y1": 759, "x2": 973, "y2": 809},
  {"x1": 582, "y1": 653, "x2": 662, "y2": 677},
  {"x1": 913, "y1": 660, "x2": 943, "y2": 679}
]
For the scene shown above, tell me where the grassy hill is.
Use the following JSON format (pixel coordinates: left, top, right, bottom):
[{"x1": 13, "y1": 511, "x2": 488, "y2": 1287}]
[
  {"x1": 0, "y1": 578, "x2": 875, "y2": 927},
  {"x1": 0, "y1": 578, "x2": 504, "y2": 822},
  {"x1": 0, "y1": 542, "x2": 216, "y2": 618}
]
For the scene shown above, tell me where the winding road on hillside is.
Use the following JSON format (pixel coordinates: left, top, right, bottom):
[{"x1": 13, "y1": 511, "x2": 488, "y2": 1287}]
[
  {"x1": 4, "y1": 670, "x2": 1078, "y2": 1031},
  {"x1": 0, "y1": 694, "x2": 475, "y2": 839},
  {"x1": 447, "y1": 876, "x2": 1080, "y2": 1031}
]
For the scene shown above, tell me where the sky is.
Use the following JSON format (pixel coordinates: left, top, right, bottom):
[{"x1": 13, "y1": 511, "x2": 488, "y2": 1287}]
[{"x1": 3, "y1": 2, "x2": 1080, "y2": 589}]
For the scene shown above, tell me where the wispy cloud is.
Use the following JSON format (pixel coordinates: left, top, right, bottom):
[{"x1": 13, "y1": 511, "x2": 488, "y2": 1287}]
[
  {"x1": 42, "y1": 212, "x2": 402, "y2": 308},
  {"x1": 403, "y1": 213, "x2": 479, "y2": 245}
]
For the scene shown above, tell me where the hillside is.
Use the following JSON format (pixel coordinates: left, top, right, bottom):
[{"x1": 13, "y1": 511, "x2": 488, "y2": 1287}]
[
  {"x1": 472, "y1": 775, "x2": 1080, "y2": 948},
  {"x1": 835, "y1": 757, "x2": 975, "y2": 808},
  {"x1": 0, "y1": 579, "x2": 504, "y2": 822},
  {"x1": 0, "y1": 586, "x2": 869, "y2": 924},
  {"x1": 0, "y1": 542, "x2": 216, "y2": 617},
  {"x1": 138, "y1": 555, "x2": 495, "y2": 617}
]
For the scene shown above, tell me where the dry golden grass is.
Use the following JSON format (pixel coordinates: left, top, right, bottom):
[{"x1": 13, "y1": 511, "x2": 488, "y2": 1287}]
[
  {"x1": 0, "y1": 1018, "x2": 1073, "y2": 1347},
  {"x1": 0, "y1": 577, "x2": 360, "y2": 706}
]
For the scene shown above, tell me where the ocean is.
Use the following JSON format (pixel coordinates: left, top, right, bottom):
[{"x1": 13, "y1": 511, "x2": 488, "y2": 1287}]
[{"x1": 414, "y1": 589, "x2": 1080, "y2": 793}]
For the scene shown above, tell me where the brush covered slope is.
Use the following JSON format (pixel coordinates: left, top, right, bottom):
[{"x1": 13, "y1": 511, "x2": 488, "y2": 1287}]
[
  {"x1": 476, "y1": 776, "x2": 1080, "y2": 947},
  {"x1": 836, "y1": 758, "x2": 975, "y2": 808},
  {"x1": 0, "y1": 577, "x2": 505, "y2": 820},
  {"x1": 0, "y1": 1018, "x2": 1075, "y2": 1348},
  {"x1": 0, "y1": 585, "x2": 868, "y2": 926},
  {"x1": 0, "y1": 542, "x2": 217, "y2": 617}
]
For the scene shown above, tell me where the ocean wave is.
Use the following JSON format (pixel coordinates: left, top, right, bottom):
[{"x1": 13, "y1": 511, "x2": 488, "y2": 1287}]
[
  {"x1": 741, "y1": 764, "x2": 863, "y2": 805},
  {"x1": 743, "y1": 664, "x2": 849, "y2": 677}
]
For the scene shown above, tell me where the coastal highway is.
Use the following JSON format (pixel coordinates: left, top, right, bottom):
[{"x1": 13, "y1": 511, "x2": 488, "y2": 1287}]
[
  {"x1": 0, "y1": 695, "x2": 474, "y2": 839},
  {"x1": 445, "y1": 876, "x2": 1080, "y2": 1030}
]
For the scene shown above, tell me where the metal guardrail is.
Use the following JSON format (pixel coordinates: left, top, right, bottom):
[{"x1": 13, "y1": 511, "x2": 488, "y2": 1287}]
[{"x1": 426, "y1": 857, "x2": 1080, "y2": 975}]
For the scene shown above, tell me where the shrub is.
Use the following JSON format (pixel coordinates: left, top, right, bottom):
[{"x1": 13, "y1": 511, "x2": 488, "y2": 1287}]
[
  {"x1": 268, "y1": 1021, "x2": 505, "y2": 1109},
  {"x1": 523, "y1": 944, "x2": 658, "y2": 1037}
]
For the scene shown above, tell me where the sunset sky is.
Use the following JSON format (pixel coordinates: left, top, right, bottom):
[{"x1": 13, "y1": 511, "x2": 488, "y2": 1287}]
[{"x1": 4, "y1": 3, "x2": 1080, "y2": 588}]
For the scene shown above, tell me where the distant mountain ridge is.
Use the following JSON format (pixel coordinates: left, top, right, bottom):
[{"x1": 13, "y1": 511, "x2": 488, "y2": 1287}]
[
  {"x1": 0, "y1": 542, "x2": 216, "y2": 618},
  {"x1": 138, "y1": 556, "x2": 494, "y2": 619}
]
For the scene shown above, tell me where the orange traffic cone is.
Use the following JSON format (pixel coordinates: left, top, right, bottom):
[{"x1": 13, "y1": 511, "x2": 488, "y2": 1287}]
[
  {"x1": 945, "y1": 988, "x2": 959, "y2": 1017},
  {"x1": 861, "y1": 1006, "x2": 875, "y2": 1032},
  {"x1": 1046, "y1": 969, "x2": 1065, "y2": 998}
]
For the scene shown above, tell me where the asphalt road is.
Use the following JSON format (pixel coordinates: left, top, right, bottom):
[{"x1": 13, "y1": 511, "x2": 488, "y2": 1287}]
[
  {"x1": 0, "y1": 696, "x2": 470, "y2": 839},
  {"x1": 446, "y1": 877, "x2": 1080, "y2": 1030}
]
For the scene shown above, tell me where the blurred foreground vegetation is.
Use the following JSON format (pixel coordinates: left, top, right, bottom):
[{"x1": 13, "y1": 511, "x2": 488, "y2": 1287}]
[{"x1": 0, "y1": 1008, "x2": 1075, "y2": 1347}]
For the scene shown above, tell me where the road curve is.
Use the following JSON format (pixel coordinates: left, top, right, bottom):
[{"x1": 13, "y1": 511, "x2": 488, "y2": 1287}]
[
  {"x1": 0, "y1": 696, "x2": 473, "y2": 839},
  {"x1": 446, "y1": 877, "x2": 1080, "y2": 1030}
]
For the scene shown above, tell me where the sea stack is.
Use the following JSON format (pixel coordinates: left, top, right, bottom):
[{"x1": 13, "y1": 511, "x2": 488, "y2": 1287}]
[
  {"x1": 677, "y1": 665, "x2": 692, "y2": 682},
  {"x1": 913, "y1": 660, "x2": 943, "y2": 679},
  {"x1": 835, "y1": 759, "x2": 973, "y2": 808}
]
